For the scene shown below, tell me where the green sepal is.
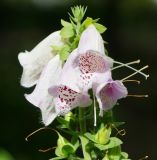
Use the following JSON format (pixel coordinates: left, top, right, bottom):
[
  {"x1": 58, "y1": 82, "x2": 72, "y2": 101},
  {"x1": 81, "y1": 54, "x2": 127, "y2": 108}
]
[
  {"x1": 84, "y1": 132, "x2": 95, "y2": 143},
  {"x1": 108, "y1": 146, "x2": 121, "y2": 160},
  {"x1": 62, "y1": 144, "x2": 75, "y2": 156},
  {"x1": 61, "y1": 19, "x2": 73, "y2": 27},
  {"x1": 95, "y1": 124, "x2": 111, "y2": 145},
  {"x1": 59, "y1": 45, "x2": 71, "y2": 61},
  {"x1": 60, "y1": 27, "x2": 75, "y2": 39},
  {"x1": 55, "y1": 132, "x2": 79, "y2": 158},
  {"x1": 84, "y1": 124, "x2": 111, "y2": 145},
  {"x1": 79, "y1": 136, "x2": 92, "y2": 160},
  {"x1": 94, "y1": 23, "x2": 107, "y2": 34},
  {"x1": 94, "y1": 137, "x2": 123, "y2": 151},
  {"x1": 81, "y1": 17, "x2": 107, "y2": 34}
]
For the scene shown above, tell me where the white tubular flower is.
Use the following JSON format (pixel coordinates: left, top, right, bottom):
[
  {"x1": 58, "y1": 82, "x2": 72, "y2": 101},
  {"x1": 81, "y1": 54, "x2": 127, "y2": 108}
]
[
  {"x1": 18, "y1": 31, "x2": 63, "y2": 88},
  {"x1": 25, "y1": 55, "x2": 62, "y2": 125},
  {"x1": 18, "y1": 31, "x2": 64, "y2": 125}
]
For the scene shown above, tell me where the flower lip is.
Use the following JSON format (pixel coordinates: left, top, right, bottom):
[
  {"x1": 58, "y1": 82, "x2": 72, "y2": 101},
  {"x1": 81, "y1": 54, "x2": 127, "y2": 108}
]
[
  {"x1": 96, "y1": 80, "x2": 128, "y2": 113},
  {"x1": 48, "y1": 85, "x2": 92, "y2": 116},
  {"x1": 79, "y1": 50, "x2": 113, "y2": 74}
]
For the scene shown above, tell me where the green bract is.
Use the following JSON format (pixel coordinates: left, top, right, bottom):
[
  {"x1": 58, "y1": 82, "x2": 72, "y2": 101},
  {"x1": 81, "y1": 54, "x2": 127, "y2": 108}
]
[
  {"x1": 54, "y1": 132, "x2": 79, "y2": 159},
  {"x1": 95, "y1": 124, "x2": 111, "y2": 145}
]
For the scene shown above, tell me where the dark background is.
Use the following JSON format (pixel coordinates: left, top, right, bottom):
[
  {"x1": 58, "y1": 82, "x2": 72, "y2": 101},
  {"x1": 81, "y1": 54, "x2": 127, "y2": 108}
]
[{"x1": 0, "y1": 0, "x2": 157, "y2": 159}]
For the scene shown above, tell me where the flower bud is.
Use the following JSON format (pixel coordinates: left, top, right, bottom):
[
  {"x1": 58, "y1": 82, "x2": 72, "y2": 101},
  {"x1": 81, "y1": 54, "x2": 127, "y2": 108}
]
[
  {"x1": 64, "y1": 112, "x2": 73, "y2": 122},
  {"x1": 95, "y1": 124, "x2": 111, "y2": 145}
]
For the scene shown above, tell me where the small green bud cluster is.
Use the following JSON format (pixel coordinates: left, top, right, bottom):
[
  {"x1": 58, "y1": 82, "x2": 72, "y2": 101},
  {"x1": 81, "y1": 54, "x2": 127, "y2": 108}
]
[{"x1": 52, "y1": 6, "x2": 107, "y2": 61}]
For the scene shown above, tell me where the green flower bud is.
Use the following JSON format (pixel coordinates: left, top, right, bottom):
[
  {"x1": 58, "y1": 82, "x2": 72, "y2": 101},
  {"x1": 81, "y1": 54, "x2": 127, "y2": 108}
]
[
  {"x1": 71, "y1": 6, "x2": 87, "y2": 22},
  {"x1": 57, "y1": 133, "x2": 68, "y2": 148},
  {"x1": 95, "y1": 124, "x2": 111, "y2": 145},
  {"x1": 64, "y1": 112, "x2": 73, "y2": 122}
]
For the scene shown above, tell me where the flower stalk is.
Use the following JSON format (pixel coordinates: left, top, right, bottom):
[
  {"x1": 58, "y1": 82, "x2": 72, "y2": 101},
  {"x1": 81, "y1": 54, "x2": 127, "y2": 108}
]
[{"x1": 79, "y1": 107, "x2": 86, "y2": 134}]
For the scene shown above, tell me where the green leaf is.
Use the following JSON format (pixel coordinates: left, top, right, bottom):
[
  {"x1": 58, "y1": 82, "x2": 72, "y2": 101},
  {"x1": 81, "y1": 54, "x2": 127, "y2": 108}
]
[
  {"x1": 79, "y1": 136, "x2": 92, "y2": 160},
  {"x1": 84, "y1": 132, "x2": 95, "y2": 142},
  {"x1": 0, "y1": 149, "x2": 14, "y2": 160},
  {"x1": 61, "y1": 19, "x2": 72, "y2": 27},
  {"x1": 108, "y1": 146, "x2": 121, "y2": 160},
  {"x1": 60, "y1": 27, "x2": 74, "y2": 39},
  {"x1": 121, "y1": 152, "x2": 129, "y2": 159},
  {"x1": 94, "y1": 23, "x2": 107, "y2": 34},
  {"x1": 59, "y1": 45, "x2": 71, "y2": 61},
  {"x1": 95, "y1": 137, "x2": 123, "y2": 151}
]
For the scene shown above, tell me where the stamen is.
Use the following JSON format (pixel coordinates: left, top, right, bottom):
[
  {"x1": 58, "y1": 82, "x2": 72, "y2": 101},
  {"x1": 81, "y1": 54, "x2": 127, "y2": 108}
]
[
  {"x1": 127, "y1": 94, "x2": 148, "y2": 98},
  {"x1": 38, "y1": 147, "x2": 56, "y2": 153},
  {"x1": 112, "y1": 59, "x2": 140, "y2": 70},
  {"x1": 93, "y1": 93, "x2": 97, "y2": 127},
  {"x1": 121, "y1": 65, "x2": 149, "y2": 81},
  {"x1": 139, "y1": 156, "x2": 149, "y2": 160},
  {"x1": 112, "y1": 124, "x2": 126, "y2": 136},
  {"x1": 114, "y1": 60, "x2": 148, "y2": 79},
  {"x1": 25, "y1": 127, "x2": 57, "y2": 141},
  {"x1": 123, "y1": 79, "x2": 141, "y2": 84}
]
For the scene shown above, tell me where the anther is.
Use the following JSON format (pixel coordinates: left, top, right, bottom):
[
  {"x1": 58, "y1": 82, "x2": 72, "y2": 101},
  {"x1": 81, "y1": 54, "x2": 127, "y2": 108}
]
[
  {"x1": 25, "y1": 127, "x2": 57, "y2": 142},
  {"x1": 114, "y1": 61, "x2": 148, "y2": 79},
  {"x1": 122, "y1": 65, "x2": 149, "y2": 81},
  {"x1": 38, "y1": 147, "x2": 56, "y2": 153},
  {"x1": 112, "y1": 124, "x2": 126, "y2": 136},
  {"x1": 127, "y1": 94, "x2": 148, "y2": 98},
  {"x1": 112, "y1": 59, "x2": 140, "y2": 70},
  {"x1": 139, "y1": 155, "x2": 149, "y2": 160},
  {"x1": 123, "y1": 79, "x2": 141, "y2": 84}
]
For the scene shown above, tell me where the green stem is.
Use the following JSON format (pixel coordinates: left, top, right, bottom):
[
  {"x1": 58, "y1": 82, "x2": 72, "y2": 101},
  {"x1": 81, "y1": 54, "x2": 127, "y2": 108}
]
[{"x1": 79, "y1": 107, "x2": 86, "y2": 134}]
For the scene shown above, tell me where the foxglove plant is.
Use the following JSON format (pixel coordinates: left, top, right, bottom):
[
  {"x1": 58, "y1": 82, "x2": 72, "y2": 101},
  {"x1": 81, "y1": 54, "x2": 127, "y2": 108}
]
[{"x1": 19, "y1": 6, "x2": 149, "y2": 160}]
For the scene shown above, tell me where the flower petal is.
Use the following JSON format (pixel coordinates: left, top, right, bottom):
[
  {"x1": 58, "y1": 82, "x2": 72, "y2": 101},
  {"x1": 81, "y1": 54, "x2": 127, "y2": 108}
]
[
  {"x1": 78, "y1": 25, "x2": 105, "y2": 54},
  {"x1": 49, "y1": 85, "x2": 92, "y2": 115},
  {"x1": 25, "y1": 55, "x2": 62, "y2": 125},
  {"x1": 18, "y1": 31, "x2": 63, "y2": 88},
  {"x1": 96, "y1": 80, "x2": 128, "y2": 114},
  {"x1": 78, "y1": 50, "x2": 113, "y2": 91}
]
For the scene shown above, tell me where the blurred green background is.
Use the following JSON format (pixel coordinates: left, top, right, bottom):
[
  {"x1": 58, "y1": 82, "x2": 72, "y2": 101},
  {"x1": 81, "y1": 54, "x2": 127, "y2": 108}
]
[{"x1": 0, "y1": 0, "x2": 157, "y2": 159}]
